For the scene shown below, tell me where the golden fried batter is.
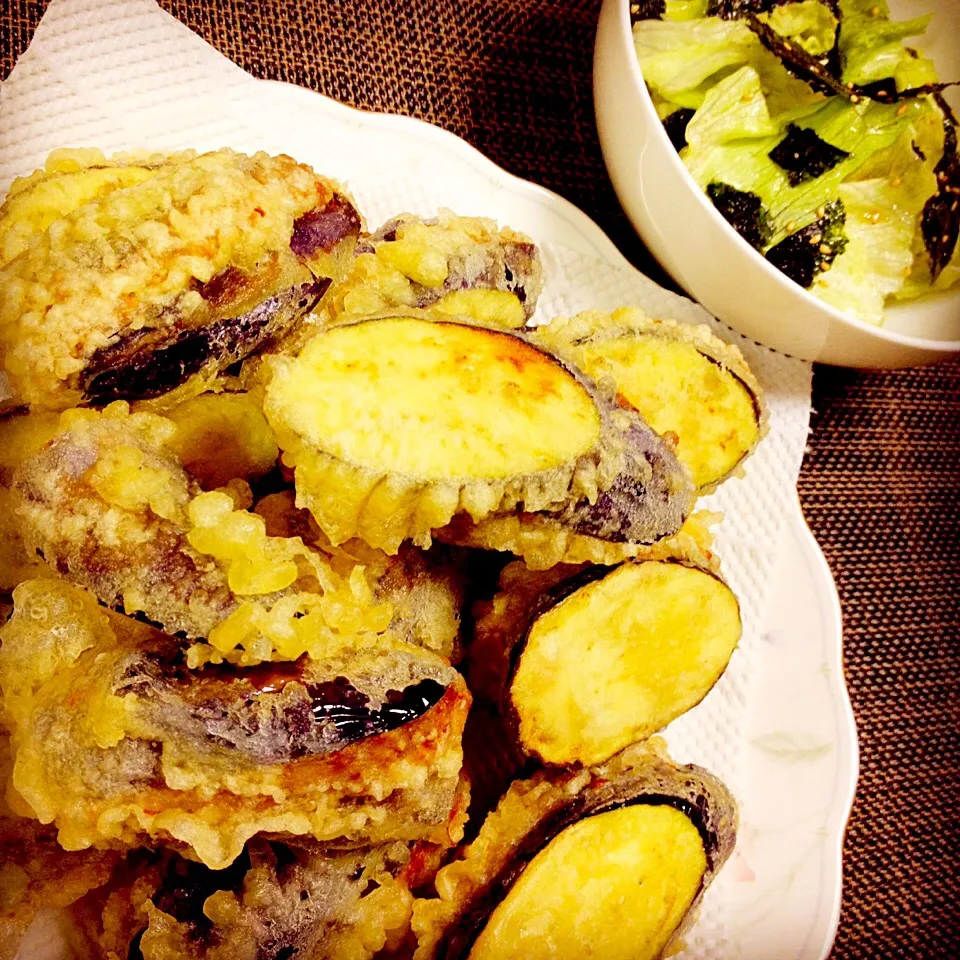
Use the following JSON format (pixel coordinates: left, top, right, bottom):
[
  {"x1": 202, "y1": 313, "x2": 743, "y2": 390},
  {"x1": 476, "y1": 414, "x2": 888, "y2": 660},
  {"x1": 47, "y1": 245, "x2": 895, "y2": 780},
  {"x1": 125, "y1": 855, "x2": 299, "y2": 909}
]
[
  {"x1": 0, "y1": 580, "x2": 471, "y2": 870},
  {"x1": 0, "y1": 729, "x2": 118, "y2": 960},
  {"x1": 0, "y1": 148, "x2": 360, "y2": 410},
  {"x1": 165, "y1": 389, "x2": 280, "y2": 490},
  {"x1": 255, "y1": 491, "x2": 467, "y2": 662},
  {"x1": 72, "y1": 840, "x2": 426, "y2": 960},
  {"x1": 0, "y1": 408, "x2": 61, "y2": 592},
  {"x1": 436, "y1": 509, "x2": 720, "y2": 572},
  {"x1": 12, "y1": 403, "x2": 399, "y2": 664},
  {"x1": 283, "y1": 211, "x2": 543, "y2": 354}
]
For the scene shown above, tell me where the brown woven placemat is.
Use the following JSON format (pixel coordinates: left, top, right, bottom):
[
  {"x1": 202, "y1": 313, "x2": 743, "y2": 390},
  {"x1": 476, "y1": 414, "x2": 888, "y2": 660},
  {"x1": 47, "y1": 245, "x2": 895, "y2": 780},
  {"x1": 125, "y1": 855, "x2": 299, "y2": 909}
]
[{"x1": 3, "y1": 1, "x2": 959, "y2": 955}]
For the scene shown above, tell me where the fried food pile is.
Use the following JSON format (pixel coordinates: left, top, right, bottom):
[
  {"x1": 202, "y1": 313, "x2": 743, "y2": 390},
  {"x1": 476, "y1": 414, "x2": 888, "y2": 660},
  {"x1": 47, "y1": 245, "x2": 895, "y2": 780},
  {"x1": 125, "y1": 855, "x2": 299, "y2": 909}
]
[{"x1": 0, "y1": 148, "x2": 766, "y2": 960}]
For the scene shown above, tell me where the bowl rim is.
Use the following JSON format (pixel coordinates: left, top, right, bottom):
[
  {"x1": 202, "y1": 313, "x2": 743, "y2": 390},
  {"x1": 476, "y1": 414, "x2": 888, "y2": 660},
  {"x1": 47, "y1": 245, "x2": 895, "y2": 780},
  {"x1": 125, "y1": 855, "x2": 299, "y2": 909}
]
[{"x1": 612, "y1": 0, "x2": 960, "y2": 353}]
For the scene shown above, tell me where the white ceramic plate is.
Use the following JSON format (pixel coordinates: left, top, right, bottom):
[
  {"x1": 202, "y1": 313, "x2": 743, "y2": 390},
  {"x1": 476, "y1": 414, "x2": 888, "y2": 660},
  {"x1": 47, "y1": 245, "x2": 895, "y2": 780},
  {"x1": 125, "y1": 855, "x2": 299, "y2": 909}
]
[
  {"x1": 10, "y1": 73, "x2": 856, "y2": 960},
  {"x1": 731, "y1": 500, "x2": 856, "y2": 960}
]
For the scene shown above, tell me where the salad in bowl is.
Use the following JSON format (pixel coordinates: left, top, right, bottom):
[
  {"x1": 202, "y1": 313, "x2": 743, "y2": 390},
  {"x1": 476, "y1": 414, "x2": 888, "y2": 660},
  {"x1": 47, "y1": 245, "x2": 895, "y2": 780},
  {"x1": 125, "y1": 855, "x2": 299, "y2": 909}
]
[{"x1": 632, "y1": 0, "x2": 959, "y2": 327}]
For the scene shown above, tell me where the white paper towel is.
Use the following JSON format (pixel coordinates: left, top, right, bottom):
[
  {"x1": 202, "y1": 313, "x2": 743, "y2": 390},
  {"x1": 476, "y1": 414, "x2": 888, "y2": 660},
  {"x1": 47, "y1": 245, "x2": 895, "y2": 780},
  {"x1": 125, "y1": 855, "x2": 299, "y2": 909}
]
[{"x1": 1, "y1": 2, "x2": 813, "y2": 957}]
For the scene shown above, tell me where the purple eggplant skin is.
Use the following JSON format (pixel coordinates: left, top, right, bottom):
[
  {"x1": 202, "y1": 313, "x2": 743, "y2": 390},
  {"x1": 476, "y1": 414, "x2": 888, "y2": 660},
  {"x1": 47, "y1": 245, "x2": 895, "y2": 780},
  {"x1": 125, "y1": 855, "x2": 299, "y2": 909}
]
[
  {"x1": 360, "y1": 215, "x2": 544, "y2": 319},
  {"x1": 433, "y1": 758, "x2": 737, "y2": 960},
  {"x1": 291, "y1": 193, "x2": 363, "y2": 259},
  {"x1": 81, "y1": 192, "x2": 362, "y2": 405},
  {"x1": 558, "y1": 411, "x2": 694, "y2": 545},
  {"x1": 117, "y1": 636, "x2": 457, "y2": 765},
  {"x1": 81, "y1": 279, "x2": 329, "y2": 404}
]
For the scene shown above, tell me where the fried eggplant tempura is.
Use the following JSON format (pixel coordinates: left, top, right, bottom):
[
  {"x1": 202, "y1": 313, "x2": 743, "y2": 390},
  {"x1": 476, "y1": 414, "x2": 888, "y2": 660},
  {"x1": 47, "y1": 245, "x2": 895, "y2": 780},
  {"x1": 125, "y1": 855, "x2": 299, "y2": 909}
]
[
  {"x1": 70, "y1": 838, "x2": 442, "y2": 960},
  {"x1": 12, "y1": 403, "x2": 467, "y2": 664},
  {"x1": 314, "y1": 211, "x2": 543, "y2": 331},
  {"x1": 0, "y1": 579, "x2": 471, "y2": 869},
  {"x1": 0, "y1": 148, "x2": 361, "y2": 410}
]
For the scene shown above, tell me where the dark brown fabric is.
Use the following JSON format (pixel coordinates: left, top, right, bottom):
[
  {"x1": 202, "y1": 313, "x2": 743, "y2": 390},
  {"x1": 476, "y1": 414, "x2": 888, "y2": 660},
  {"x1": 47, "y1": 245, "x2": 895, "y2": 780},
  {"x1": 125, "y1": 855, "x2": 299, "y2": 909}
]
[{"x1": 2, "y1": 1, "x2": 959, "y2": 955}]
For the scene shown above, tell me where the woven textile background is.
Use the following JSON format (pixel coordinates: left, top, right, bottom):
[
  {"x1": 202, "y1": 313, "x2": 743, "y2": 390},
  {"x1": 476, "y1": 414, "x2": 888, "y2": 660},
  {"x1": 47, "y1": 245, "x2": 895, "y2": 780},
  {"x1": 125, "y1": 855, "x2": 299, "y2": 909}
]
[{"x1": 2, "y1": 0, "x2": 959, "y2": 955}]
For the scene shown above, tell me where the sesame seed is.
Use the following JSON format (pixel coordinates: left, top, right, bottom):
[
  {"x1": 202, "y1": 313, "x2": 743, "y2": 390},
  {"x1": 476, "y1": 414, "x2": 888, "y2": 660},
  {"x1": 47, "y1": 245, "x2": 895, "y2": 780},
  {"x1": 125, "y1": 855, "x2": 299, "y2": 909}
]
[
  {"x1": 786, "y1": 220, "x2": 797, "y2": 231},
  {"x1": 850, "y1": 95, "x2": 861, "y2": 104},
  {"x1": 816, "y1": 206, "x2": 826, "y2": 218},
  {"x1": 821, "y1": 262, "x2": 832, "y2": 273},
  {"x1": 944, "y1": 234, "x2": 952, "y2": 244},
  {"x1": 820, "y1": 244, "x2": 832, "y2": 255},
  {"x1": 891, "y1": 177, "x2": 903, "y2": 188},
  {"x1": 897, "y1": 104, "x2": 909, "y2": 116},
  {"x1": 809, "y1": 233, "x2": 823, "y2": 245}
]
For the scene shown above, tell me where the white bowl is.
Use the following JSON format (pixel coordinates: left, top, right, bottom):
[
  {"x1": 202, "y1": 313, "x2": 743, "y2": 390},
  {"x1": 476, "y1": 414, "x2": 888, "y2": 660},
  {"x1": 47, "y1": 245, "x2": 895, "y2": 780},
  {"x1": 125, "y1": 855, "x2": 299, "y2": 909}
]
[{"x1": 594, "y1": 0, "x2": 960, "y2": 367}]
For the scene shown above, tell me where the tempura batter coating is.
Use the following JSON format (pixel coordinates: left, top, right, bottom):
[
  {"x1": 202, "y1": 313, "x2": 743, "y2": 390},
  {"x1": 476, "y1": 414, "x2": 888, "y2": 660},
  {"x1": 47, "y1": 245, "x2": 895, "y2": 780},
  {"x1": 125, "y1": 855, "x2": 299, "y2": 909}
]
[
  {"x1": 411, "y1": 743, "x2": 737, "y2": 960},
  {"x1": 255, "y1": 491, "x2": 467, "y2": 662},
  {"x1": 0, "y1": 813, "x2": 118, "y2": 960},
  {"x1": 0, "y1": 148, "x2": 361, "y2": 409},
  {"x1": 531, "y1": 308, "x2": 767, "y2": 491},
  {"x1": 436, "y1": 509, "x2": 719, "y2": 571},
  {"x1": 0, "y1": 408, "x2": 60, "y2": 591},
  {"x1": 264, "y1": 316, "x2": 693, "y2": 554},
  {"x1": 315, "y1": 212, "x2": 543, "y2": 331},
  {"x1": 0, "y1": 730, "x2": 119, "y2": 960},
  {"x1": 12, "y1": 403, "x2": 397, "y2": 664},
  {"x1": 71, "y1": 840, "x2": 430, "y2": 960},
  {"x1": 0, "y1": 580, "x2": 471, "y2": 870},
  {"x1": 165, "y1": 388, "x2": 280, "y2": 490}
]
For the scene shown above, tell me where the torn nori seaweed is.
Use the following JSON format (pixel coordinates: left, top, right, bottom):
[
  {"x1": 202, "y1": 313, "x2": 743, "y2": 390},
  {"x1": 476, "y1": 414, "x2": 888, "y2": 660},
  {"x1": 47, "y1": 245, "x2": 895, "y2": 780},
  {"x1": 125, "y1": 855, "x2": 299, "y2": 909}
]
[
  {"x1": 921, "y1": 95, "x2": 960, "y2": 280},
  {"x1": 744, "y1": 13, "x2": 958, "y2": 103},
  {"x1": 630, "y1": 0, "x2": 665, "y2": 20},
  {"x1": 709, "y1": 0, "x2": 839, "y2": 15},
  {"x1": 768, "y1": 123, "x2": 850, "y2": 186},
  {"x1": 711, "y1": 2, "x2": 841, "y2": 78},
  {"x1": 744, "y1": 13, "x2": 851, "y2": 96},
  {"x1": 765, "y1": 199, "x2": 847, "y2": 288},
  {"x1": 663, "y1": 108, "x2": 697, "y2": 151},
  {"x1": 707, "y1": 182, "x2": 772, "y2": 249}
]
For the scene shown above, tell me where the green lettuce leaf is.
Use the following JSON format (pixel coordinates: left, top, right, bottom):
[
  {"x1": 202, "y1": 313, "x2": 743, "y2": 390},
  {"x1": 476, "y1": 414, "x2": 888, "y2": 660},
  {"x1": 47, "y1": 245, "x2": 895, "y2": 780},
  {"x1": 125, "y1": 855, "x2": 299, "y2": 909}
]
[
  {"x1": 684, "y1": 66, "x2": 778, "y2": 146},
  {"x1": 685, "y1": 95, "x2": 922, "y2": 243},
  {"x1": 634, "y1": 14, "x2": 825, "y2": 111},
  {"x1": 762, "y1": 1, "x2": 838, "y2": 57},
  {"x1": 633, "y1": 17, "x2": 758, "y2": 103},
  {"x1": 813, "y1": 129, "x2": 938, "y2": 321},
  {"x1": 664, "y1": 0, "x2": 710, "y2": 20},
  {"x1": 813, "y1": 180, "x2": 916, "y2": 322},
  {"x1": 838, "y1": 1, "x2": 931, "y2": 87}
]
